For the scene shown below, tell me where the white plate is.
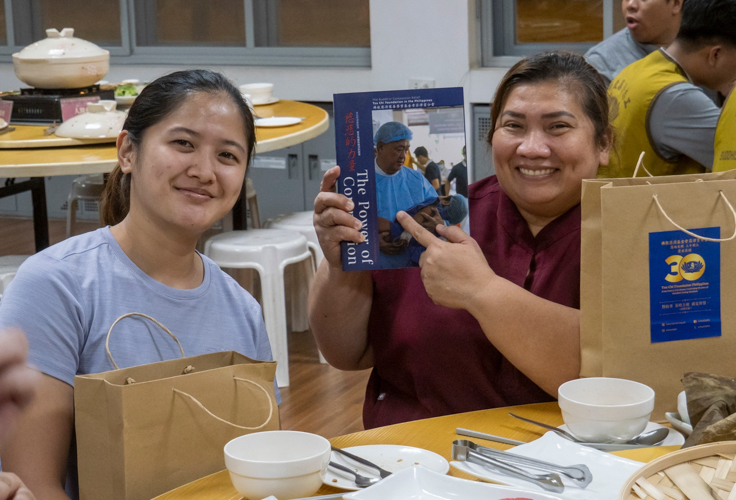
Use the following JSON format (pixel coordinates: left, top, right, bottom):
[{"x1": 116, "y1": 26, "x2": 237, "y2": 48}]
[
  {"x1": 252, "y1": 96, "x2": 280, "y2": 106},
  {"x1": 451, "y1": 433, "x2": 644, "y2": 500},
  {"x1": 254, "y1": 116, "x2": 303, "y2": 127},
  {"x1": 0, "y1": 118, "x2": 7, "y2": 130},
  {"x1": 115, "y1": 95, "x2": 137, "y2": 106},
  {"x1": 324, "y1": 444, "x2": 449, "y2": 491},
  {"x1": 344, "y1": 465, "x2": 563, "y2": 500},
  {"x1": 559, "y1": 421, "x2": 685, "y2": 446}
]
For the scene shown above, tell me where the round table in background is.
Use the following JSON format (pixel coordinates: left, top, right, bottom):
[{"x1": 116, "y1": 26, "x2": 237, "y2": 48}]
[
  {"x1": 0, "y1": 100, "x2": 328, "y2": 251},
  {"x1": 152, "y1": 401, "x2": 681, "y2": 499}
]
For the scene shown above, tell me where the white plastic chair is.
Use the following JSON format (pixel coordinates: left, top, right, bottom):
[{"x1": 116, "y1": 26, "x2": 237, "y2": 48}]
[
  {"x1": 266, "y1": 211, "x2": 328, "y2": 364},
  {"x1": 0, "y1": 255, "x2": 29, "y2": 303},
  {"x1": 0, "y1": 255, "x2": 29, "y2": 275},
  {"x1": 67, "y1": 174, "x2": 105, "y2": 238},
  {"x1": 0, "y1": 272, "x2": 16, "y2": 303},
  {"x1": 204, "y1": 229, "x2": 313, "y2": 387},
  {"x1": 267, "y1": 211, "x2": 323, "y2": 265}
]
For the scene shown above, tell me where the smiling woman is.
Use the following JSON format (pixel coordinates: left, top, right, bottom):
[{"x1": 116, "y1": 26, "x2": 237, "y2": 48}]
[
  {"x1": 0, "y1": 70, "x2": 277, "y2": 500},
  {"x1": 309, "y1": 52, "x2": 613, "y2": 430},
  {"x1": 490, "y1": 53, "x2": 612, "y2": 235}
]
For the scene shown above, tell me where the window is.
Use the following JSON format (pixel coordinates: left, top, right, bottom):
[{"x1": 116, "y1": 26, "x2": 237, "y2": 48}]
[
  {"x1": 134, "y1": 0, "x2": 246, "y2": 47},
  {"x1": 1, "y1": 0, "x2": 371, "y2": 66},
  {"x1": 254, "y1": 0, "x2": 370, "y2": 48},
  {"x1": 29, "y1": 0, "x2": 122, "y2": 46},
  {"x1": 480, "y1": 0, "x2": 621, "y2": 65},
  {"x1": 0, "y1": 0, "x2": 7, "y2": 45}
]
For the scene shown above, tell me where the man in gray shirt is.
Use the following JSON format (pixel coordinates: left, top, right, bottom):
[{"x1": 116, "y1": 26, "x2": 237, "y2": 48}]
[{"x1": 585, "y1": 0, "x2": 684, "y2": 85}]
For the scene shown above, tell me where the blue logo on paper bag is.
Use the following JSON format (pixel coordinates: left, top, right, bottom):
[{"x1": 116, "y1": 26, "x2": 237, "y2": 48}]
[{"x1": 649, "y1": 228, "x2": 721, "y2": 343}]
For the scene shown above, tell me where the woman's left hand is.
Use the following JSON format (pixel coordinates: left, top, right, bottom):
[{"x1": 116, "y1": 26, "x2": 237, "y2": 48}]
[{"x1": 397, "y1": 211, "x2": 496, "y2": 310}]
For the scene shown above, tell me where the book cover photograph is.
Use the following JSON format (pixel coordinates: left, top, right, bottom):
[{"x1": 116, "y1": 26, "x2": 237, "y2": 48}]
[{"x1": 333, "y1": 87, "x2": 468, "y2": 271}]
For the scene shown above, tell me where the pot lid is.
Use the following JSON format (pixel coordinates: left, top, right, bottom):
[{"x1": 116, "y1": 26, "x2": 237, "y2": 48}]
[
  {"x1": 13, "y1": 28, "x2": 110, "y2": 61},
  {"x1": 56, "y1": 100, "x2": 126, "y2": 139}
]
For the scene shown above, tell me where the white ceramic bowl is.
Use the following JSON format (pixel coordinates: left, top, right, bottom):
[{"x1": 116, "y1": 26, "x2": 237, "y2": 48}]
[
  {"x1": 239, "y1": 83, "x2": 273, "y2": 104},
  {"x1": 224, "y1": 430, "x2": 331, "y2": 500},
  {"x1": 13, "y1": 28, "x2": 109, "y2": 89},
  {"x1": 557, "y1": 377, "x2": 655, "y2": 443}
]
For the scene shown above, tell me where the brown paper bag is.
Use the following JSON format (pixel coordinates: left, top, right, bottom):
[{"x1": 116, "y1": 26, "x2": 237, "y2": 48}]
[
  {"x1": 580, "y1": 170, "x2": 736, "y2": 419},
  {"x1": 75, "y1": 313, "x2": 279, "y2": 500}
]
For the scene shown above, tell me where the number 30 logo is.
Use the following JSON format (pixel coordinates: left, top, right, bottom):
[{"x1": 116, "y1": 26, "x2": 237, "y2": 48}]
[{"x1": 665, "y1": 253, "x2": 706, "y2": 282}]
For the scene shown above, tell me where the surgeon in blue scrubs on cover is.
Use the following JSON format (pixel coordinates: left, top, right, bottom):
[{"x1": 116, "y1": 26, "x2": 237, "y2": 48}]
[{"x1": 373, "y1": 121, "x2": 437, "y2": 269}]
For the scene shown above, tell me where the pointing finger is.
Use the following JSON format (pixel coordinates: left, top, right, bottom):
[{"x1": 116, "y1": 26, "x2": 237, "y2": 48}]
[
  {"x1": 435, "y1": 223, "x2": 473, "y2": 244},
  {"x1": 397, "y1": 211, "x2": 440, "y2": 248}
]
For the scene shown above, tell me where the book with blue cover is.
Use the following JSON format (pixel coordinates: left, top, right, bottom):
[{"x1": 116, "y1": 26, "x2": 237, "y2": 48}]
[{"x1": 333, "y1": 87, "x2": 468, "y2": 271}]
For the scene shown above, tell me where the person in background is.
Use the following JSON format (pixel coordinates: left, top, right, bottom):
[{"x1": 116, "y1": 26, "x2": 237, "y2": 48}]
[
  {"x1": 446, "y1": 146, "x2": 468, "y2": 197},
  {"x1": 601, "y1": 0, "x2": 736, "y2": 178},
  {"x1": 414, "y1": 146, "x2": 442, "y2": 194},
  {"x1": 0, "y1": 330, "x2": 37, "y2": 500},
  {"x1": 402, "y1": 147, "x2": 417, "y2": 170},
  {"x1": 0, "y1": 70, "x2": 277, "y2": 500},
  {"x1": 585, "y1": 0, "x2": 684, "y2": 86},
  {"x1": 713, "y1": 83, "x2": 736, "y2": 171},
  {"x1": 373, "y1": 122, "x2": 437, "y2": 268},
  {"x1": 310, "y1": 52, "x2": 612, "y2": 428}
]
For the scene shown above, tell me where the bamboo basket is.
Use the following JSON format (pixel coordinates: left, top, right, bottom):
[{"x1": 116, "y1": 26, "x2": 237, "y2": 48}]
[{"x1": 619, "y1": 441, "x2": 736, "y2": 500}]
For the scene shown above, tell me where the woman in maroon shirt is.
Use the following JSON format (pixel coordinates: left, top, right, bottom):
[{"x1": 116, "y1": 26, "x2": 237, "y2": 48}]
[{"x1": 309, "y1": 52, "x2": 614, "y2": 428}]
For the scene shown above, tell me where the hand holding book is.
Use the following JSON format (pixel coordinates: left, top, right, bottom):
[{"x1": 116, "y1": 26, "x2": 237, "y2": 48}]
[{"x1": 313, "y1": 166, "x2": 366, "y2": 270}]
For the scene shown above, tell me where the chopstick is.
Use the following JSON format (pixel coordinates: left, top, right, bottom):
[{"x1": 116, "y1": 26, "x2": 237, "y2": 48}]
[
  {"x1": 456, "y1": 427, "x2": 526, "y2": 446},
  {"x1": 290, "y1": 494, "x2": 346, "y2": 500}
]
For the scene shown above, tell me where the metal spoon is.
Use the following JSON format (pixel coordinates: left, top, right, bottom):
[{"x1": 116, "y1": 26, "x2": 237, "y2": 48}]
[
  {"x1": 509, "y1": 413, "x2": 670, "y2": 445},
  {"x1": 328, "y1": 461, "x2": 380, "y2": 488},
  {"x1": 629, "y1": 427, "x2": 669, "y2": 445}
]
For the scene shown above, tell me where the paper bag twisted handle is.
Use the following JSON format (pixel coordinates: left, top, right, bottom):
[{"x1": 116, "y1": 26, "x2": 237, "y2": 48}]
[
  {"x1": 653, "y1": 190, "x2": 736, "y2": 242},
  {"x1": 173, "y1": 377, "x2": 275, "y2": 430},
  {"x1": 106, "y1": 312, "x2": 186, "y2": 370},
  {"x1": 633, "y1": 152, "x2": 654, "y2": 178}
]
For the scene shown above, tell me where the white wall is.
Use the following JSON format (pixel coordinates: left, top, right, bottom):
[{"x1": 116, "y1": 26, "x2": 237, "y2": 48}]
[{"x1": 0, "y1": 0, "x2": 509, "y2": 167}]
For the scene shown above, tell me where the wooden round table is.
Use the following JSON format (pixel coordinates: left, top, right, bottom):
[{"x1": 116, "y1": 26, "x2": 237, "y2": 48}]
[
  {"x1": 153, "y1": 402, "x2": 681, "y2": 499},
  {"x1": 0, "y1": 100, "x2": 328, "y2": 250}
]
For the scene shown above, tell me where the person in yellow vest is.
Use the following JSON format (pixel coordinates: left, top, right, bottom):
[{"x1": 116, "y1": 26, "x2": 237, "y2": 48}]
[
  {"x1": 585, "y1": 0, "x2": 684, "y2": 87},
  {"x1": 713, "y1": 85, "x2": 736, "y2": 171},
  {"x1": 602, "y1": 0, "x2": 736, "y2": 178}
]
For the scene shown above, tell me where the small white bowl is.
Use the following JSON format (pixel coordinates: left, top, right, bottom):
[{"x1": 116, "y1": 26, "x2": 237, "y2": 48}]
[
  {"x1": 558, "y1": 377, "x2": 655, "y2": 443},
  {"x1": 224, "y1": 430, "x2": 331, "y2": 500},
  {"x1": 239, "y1": 83, "x2": 273, "y2": 104}
]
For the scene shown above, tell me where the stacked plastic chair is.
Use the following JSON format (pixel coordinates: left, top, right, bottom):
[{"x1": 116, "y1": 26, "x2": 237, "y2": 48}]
[{"x1": 204, "y1": 179, "x2": 314, "y2": 387}]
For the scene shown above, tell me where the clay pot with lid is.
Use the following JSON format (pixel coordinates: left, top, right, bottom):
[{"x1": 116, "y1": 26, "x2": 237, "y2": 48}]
[
  {"x1": 55, "y1": 100, "x2": 126, "y2": 139},
  {"x1": 12, "y1": 28, "x2": 110, "y2": 89}
]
